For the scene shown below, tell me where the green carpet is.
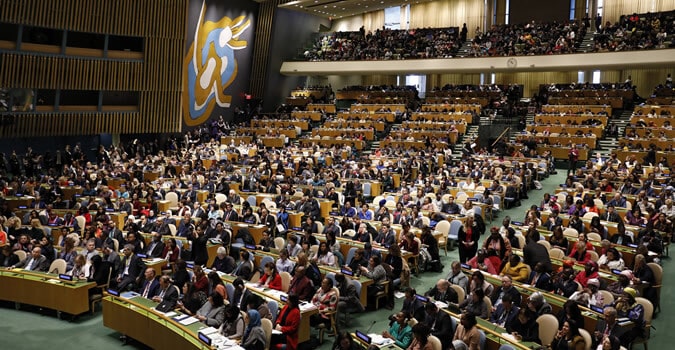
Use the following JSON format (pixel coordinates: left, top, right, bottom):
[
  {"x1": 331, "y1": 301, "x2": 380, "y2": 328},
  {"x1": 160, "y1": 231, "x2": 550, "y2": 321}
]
[{"x1": 2, "y1": 171, "x2": 672, "y2": 349}]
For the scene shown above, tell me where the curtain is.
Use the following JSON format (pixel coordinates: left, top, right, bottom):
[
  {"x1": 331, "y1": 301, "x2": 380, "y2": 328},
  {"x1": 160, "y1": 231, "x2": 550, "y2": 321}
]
[
  {"x1": 332, "y1": 10, "x2": 385, "y2": 32},
  {"x1": 602, "y1": 0, "x2": 674, "y2": 24},
  {"x1": 409, "y1": 0, "x2": 486, "y2": 37}
]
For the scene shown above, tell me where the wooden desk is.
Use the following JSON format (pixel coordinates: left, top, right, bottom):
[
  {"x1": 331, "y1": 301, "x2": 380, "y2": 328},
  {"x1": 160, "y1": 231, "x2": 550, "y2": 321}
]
[
  {"x1": 513, "y1": 144, "x2": 590, "y2": 161},
  {"x1": 410, "y1": 113, "x2": 472, "y2": 123},
  {"x1": 307, "y1": 103, "x2": 337, "y2": 113},
  {"x1": 420, "y1": 104, "x2": 481, "y2": 114},
  {"x1": 401, "y1": 121, "x2": 467, "y2": 134},
  {"x1": 547, "y1": 97, "x2": 622, "y2": 109},
  {"x1": 349, "y1": 104, "x2": 405, "y2": 113},
  {"x1": 534, "y1": 114, "x2": 609, "y2": 126},
  {"x1": 338, "y1": 112, "x2": 396, "y2": 123},
  {"x1": 0, "y1": 269, "x2": 95, "y2": 317},
  {"x1": 143, "y1": 171, "x2": 160, "y2": 182},
  {"x1": 380, "y1": 140, "x2": 452, "y2": 150},
  {"x1": 260, "y1": 137, "x2": 285, "y2": 148},
  {"x1": 4, "y1": 196, "x2": 34, "y2": 210},
  {"x1": 299, "y1": 138, "x2": 365, "y2": 150},
  {"x1": 251, "y1": 120, "x2": 309, "y2": 131},
  {"x1": 291, "y1": 111, "x2": 322, "y2": 121},
  {"x1": 325, "y1": 120, "x2": 385, "y2": 132},
  {"x1": 515, "y1": 134, "x2": 597, "y2": 148},
  {"x1": 103, "y1": 295, "x2": 215, "y2": 350},
  {"x1": 529, "y1": 125, "x2": 604, "y2": 138},
  {"x1": 312, "y1": 128, "x2": 375, "y2": 141},
  {"x1": 541, "y1": 104, "x2": 612, "y2": 115},
  {"x1": 61, "y1": 186, "x2": 83, "y2": 201}
]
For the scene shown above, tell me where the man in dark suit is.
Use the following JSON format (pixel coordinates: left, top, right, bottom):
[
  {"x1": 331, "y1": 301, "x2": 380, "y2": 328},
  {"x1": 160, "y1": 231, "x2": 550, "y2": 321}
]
[
  {"x1": 490, "y1": 293, "x2": 520, "y2": 327},
  {"x1": 116, "y1": 244, "x2": 146, "y2": 291},
  {"x1": 528, "y1": 262, "x2": 551, "y2": 290},
  {"x1": 543, "y1": 209, "x2": 563, "y2": 231},
  {"x1": 117, "y1": 197, "x2": 133, "y2": 215},
  {"x1": 231, "y1": 250, "x2": 253, "y2": 280},
  {"x1": 603, "y1": 205, "x2": 621, "y2": 223},
  {"x1": 151, "y1": 275, "x2": 179, "y2": 308},
  {"x1": 592, "y1": 306, "x2": 626, "y2": 348},
  {"x1": 11, "y1": 247, "x2": 49, "y2": 272},
  {"x1": 424, "y1": 279, "x2": 458, "y2": 304},
  {"x1": 523, "y1": 231, "x2": 552, "y2": 273},
  {"x1": 423, "y1": 302, "x2": 454, "y2": 350},
  {"x1": 490, "y1": 275, "x2": 522, "y2": 307},
  {"x1": 258, "y1": 208, "x2": 276, "y2": 235},
  {"x1": 191, "y1": 202, "x2": 205, "y2": 218},
  {"x1": 144, "y1": 233, "x2": 166, "y2": 258},
  {"x1": 139, "y1": 268, "x2": 160, "y2": 299},
  {"x1": 399, "y1": 287, "x2": 425, "y2": 322},
  {"x1": 231, "y1": 277, "x2": 252, "y2": 309},
  {"x1": 188, "y1": 225, "x2": 209, "y2": 266},
  {"x1": 222, "y1": 202, "x2": 239, "y2": 222}
]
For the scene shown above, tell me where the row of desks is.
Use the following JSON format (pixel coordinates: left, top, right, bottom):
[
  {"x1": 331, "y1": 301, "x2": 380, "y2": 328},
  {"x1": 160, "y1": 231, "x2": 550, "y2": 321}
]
[
  {"x1": 388, "y1": 130, "x2": 459, "y2": 144},
  {"x1": 534, "y1": 114, "x2": 608, "y2": 126},
  {"x1": 337, "y1": 112, "x2": 396, "y2": 123},
  {"x1": 324, "y1": 120, "x2": 386, "y2": 131},
  {"x1": 251, "y1": 119, "x2": 309, "y2": 131},
  {"x1": 402, "y1": 121, "x2": 468, "y2": 133},
  {"x1": 512, "y1": 144, "x2": 590, "y2": 161},
  {"x1": 312, "y1": 128, "x2": 375, "y2": 141},
  {"x1": 547, "y1": 97, "x2": 623, "y2": 109},
  {"x1": 515, "y1": 134, "x2": 597, "y2": 148},
  {"x1": 529, "y1": 125, "x2": 604, "y2": 137},
  {"x1": 541, "y1": 104, "x2": 612, "y2": 115},
  {"x1": 409, "y1": 113, "x2": 473, "y2": 122}
]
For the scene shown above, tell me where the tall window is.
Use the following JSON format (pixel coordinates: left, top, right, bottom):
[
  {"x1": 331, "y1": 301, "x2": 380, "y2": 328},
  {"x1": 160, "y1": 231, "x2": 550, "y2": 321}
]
[
  {"x1": 597, "y1": 0, "x2": 603, "y2": 17},
  {"x1": 406, "y1": 75, "x2": 426, "y2": 98},
  {"x1": 592, "y1": 70, "x2": 601, "y2": 84},
  {"x1": 570, "y1": 0, "x2": 576, "y2": 20},
  {"x1": 384, "y1": 6, "x2": 401, "y2": 30},
  {"x1": 490, "y1": 73, "x2": 496, "y2": 84},
  {"x1": 578, "y1": 71, "x2": 585, "y2": 83},
  {"x1": 505, "y1": 0, "x2": 510, "y2": 24}
]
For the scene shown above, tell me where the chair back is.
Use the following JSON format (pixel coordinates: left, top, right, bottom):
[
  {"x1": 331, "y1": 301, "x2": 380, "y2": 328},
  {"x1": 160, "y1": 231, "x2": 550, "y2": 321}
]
[
  {"x1": 75, "y1": 216, "x2": 86, "y2": 235},
  {"x1": 267, "y1": 300, "x2": 279, "y2": 324},
  {"x1": 346, "y1": 247, "x2": 357, "y2": 265},
  {"x1": 325, "y1": 272, "x2": 336, "y2": 285},
  {"x1": 478, "y1": 330, "x2": 486, "y2": 350},
  {"x1": 428, "y1": 335, "x2": 442, "y2": 350},
  {"x1": 483, "y1": 296, "x2": 492, "y2": 319},
  {"x1": 261, "y1": 318, "x2": 273, "y2": 350},
  {"x1": 247, "y1": 196, "x2": 257, "y2": 207},
  {"x1": 537, "y1": 240, "x2": 551, "y2": 251},
  {"x1": 586, "y1": 232, "x2": 602, "y2": 242},
  {"x1": 315, "y1": 221, "x2": 324, "y2": 234},
  {"x1": 515, "y1": 234, "x2": 526, "y2": 249},
  {"x1": 450, "y1": 284, "x2": 465, "y2": 301},
  {"x1": 582, "y1": 212, "x2": 598, "y2": 220},
  {"x1": 563, "y1": 228, "x2": 579, "y2": 238},
  {"x1": 598, "y1": 290, "x2": 614, "y2": 306},
  {"x1": 578, "y1": 328, "x2": 592, "y2": 350},
  {"x1": 473, "y1": 206, "x2": 482, "y2": 218},
  {"x1": 435, "y1": 220, "x2": 451, "y2": 235},
  {"x1": 279, "y1": 272, "x2": 291, "y2": 293},
  {"x1": 449, "y1": 220, "x2": 463, "y2": 240},
  {"x1": 587, "y1": 250, "x2": 599, "y2": 262},
  {"x1": 49, "y1": 259, "x2": 67, "y2": 274},
  {"x1": 536, "y1": 314, "x2": 559, "y2": 347},
  {"x1": 168, "y1": 223, "x2": 177, "y2": 236},
  {"x1": 549, "y1": 248, "x2": 565, "y2": 259},
  {"x1": 165, "y1": 192, "x2": 179, "y2": 207},
  {"x1": 635, "y1": 297, "x2": 654, "y2": 323},
  {"x1": 215, "y1": 193, "x2": 227, "y2": 205},
  {"x1": 260, "y1": 256, "x2": 275, "y2": 270},
  {"x1": 225, "y1": 283, "x2": 235, "y2": 302},
  {"x1": 343, "y1": 229, "x2": 356, "y2": 239},
  {"x1": 13, "y1": 250, "x2": 26, "y2": 262}
]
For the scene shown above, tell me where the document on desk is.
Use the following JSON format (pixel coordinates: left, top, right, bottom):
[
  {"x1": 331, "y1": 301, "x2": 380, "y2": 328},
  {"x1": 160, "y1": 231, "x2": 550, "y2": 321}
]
[
  {"x1": 500, "y1": 333, "x2": 517, "y2": 342},
  {"x1": 272, "y1": 330, "x2": 283, "y2": 335},
  {"x1": 370, "y1": 334, "x2": 393, "y2": 345},
  {"x1": 179, "y1": 316, "x2": 200, "y2": 326},
  {"x1": 121, "y1": 291, "x2": 141, "y2": 299},
  {"x1": 434, "y1": 301, "x2": 448, "y2": 309},
  {"x1": 299, "y1": 302, "x2": 318, "y2": 312}
]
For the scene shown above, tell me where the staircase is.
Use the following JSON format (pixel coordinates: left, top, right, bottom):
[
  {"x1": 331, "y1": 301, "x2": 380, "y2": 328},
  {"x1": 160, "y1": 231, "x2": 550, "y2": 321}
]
[
  {"x1": 576, "y1": 31, "x2": 595, "y2": 53},
  {"x1": 596, "y1": 110, "x2": 632, "y2": 156},
  {"x1": 455, "y1": 40, "x2": 474, "y2": 58},
  {"x1": 450, "y1": 124, "x2": 479, "y2": 161}
]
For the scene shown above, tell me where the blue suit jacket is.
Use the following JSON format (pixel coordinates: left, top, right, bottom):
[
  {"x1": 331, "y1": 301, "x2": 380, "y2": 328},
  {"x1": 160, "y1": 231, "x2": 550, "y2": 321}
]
[{"x1": 139, "y1": 278, "x2": 160, "y2": 299}]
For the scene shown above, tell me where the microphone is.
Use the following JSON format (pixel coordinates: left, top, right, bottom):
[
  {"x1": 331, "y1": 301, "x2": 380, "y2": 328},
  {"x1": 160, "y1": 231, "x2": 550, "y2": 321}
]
[{"x1": 365, "y1": 320, "x2": 377, "y2": 334}]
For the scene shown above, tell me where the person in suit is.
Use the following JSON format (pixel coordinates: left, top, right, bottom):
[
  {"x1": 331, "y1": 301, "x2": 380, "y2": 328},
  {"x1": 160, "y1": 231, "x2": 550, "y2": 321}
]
[
  {"x1": 422, "y1": 302, "x2": 454, "y2": 350},
  {"x1": 490, "y1": 275, "x2": 522, "y2": 307},
  {"x1": 144, "y1": 232, "x2": 166, "y2": 258},
  {"x1": 335, "y1": 272, "x2": 364, "y2": 313},
  {"x1": 1, "y1": 245, "x2": 20, "y2": 268},
  {"x1": 490, "y1": 293, "x2": 520, "y2": 327},
  {"x1": 196, "y1": 292, "x2": 226, "y2": 328},
  {"x1": 231, "y1": 250, "x2": 254, "y2": 280},
  {"x1": 592, "y1": 306, "x2": 626, "y2": 348},
  {"x1": 139, "y1": 267, "x2": 160, "y2": 299},
  {"x1": 10, "y1": 246, "x2": 49, "y2": 272},
  {"x1": 523, "y1": 230, "x2": 552, "y2": 273},
  {"x1": 604, "y1": 205, "x2": 621, "y2": 223},
  {"x1": 231, "y1": 277, "x2": 252, "y2": 309},
  {"x1": 396, "y1": 288, "x2": 425, "y2": 324},
  {"x1": 223, "y1": 202, "x2": 239, "y2": 222},
  {"x1": 191, "y1": 202, "x2": 205, "y2": 219},
  {"x1": 424, "y1": 279, "x2": 458, "y2": 304},
  {"x1": 374, "y1": 222, "x2": 396, "y2": 247},
  {"x1": 116, "y1": 244, "x2": 146, "y2": 291},
  {"x1": 288, "y1": 266, "x2": 314, "y2": 301},
  {"x1": 543, "y1": 209, "x2": 563, "y2": 231},
  {"x1": 151, "y1": 275, "x2": 179, "y2": 308},
  {"x1": 188, "y1": 225, "x2": 209, "y2": 266},
  {"x1": 258, "y1": 208, "x2": 276, "y2": 235},
  {"x1": 528, "y1": 262, "x2": 551, "y2": 290}
]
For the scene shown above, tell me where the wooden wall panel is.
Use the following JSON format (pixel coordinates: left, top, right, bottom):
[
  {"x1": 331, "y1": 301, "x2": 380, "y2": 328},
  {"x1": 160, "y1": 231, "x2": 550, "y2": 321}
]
[{"x1": 0, "y1": 0, "x2": 187, "y2": 137}]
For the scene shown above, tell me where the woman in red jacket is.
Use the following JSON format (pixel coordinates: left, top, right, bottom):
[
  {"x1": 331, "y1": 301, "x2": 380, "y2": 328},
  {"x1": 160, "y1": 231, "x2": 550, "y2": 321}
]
[
  {"x1": 258, "y1": 261, "x2": 283, "y2": 291},
  {"x1": 273, "y1": 293, "x2": 300, "y2": 350}
]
